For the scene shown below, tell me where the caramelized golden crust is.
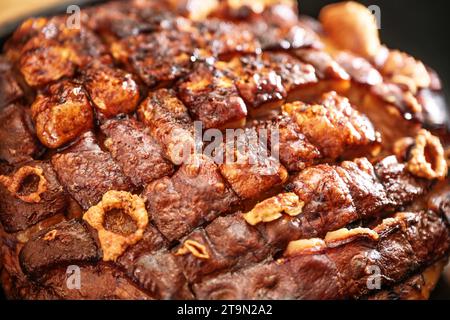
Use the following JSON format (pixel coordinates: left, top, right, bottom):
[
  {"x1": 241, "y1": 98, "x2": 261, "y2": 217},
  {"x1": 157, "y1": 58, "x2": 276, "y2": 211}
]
[
  {"x1": 0, "y1": 161, "x2": 68, "y2": 233},
  {"x1": 138, "y1": 89, "x2": 192, "y2": 131},
  {"x1": 287, "y1": 163, "x2": 358, "y2": 236},
  {"x1": 4, "y1": 17, "x2": 48, "y2": 61},
  {"x1": 0, "y1": 104, "x2": 42, "y2": 164},
  {"x1": 0, "y1": 57, "x2": 24, "y2": 108},
  {"x1": 178, "y1": 62, "x2": 247, "y2": 129},
  {"x1": 199, "y1": 19, "x2": 261, "y2": 57},
  {"x1": 82, "y1": 63, "x2": 140, "y2": 118},
  {"x1": 18, "y1": 41, "x2": 74, "y2": 88},
  {"x1": 51, "y1": 132, "x2": 133, "y2": 210},
  {"x1": 31, "y1": 81, "x2": 94, "y2": 149},
  {"x1": 85, "y1": 0, "x2": 175, "y2": 39},
  {"x1": 263, "y1": 52, "x2": 318, "y2": 93}
]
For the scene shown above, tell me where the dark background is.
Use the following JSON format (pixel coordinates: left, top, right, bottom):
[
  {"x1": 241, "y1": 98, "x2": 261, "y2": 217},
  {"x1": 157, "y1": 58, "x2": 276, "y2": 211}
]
[{"x1": 0, "y1": 0, "x2": 449, "y2": 300}]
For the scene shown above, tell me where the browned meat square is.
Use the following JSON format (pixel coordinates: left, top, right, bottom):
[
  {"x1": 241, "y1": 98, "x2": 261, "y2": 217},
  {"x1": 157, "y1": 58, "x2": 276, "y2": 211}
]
[
  {"x1": 137, "y1": 88, "x2": 196, "y2": 164},
  {"x1": 51, "y1": 132, "x2": 133, "y2": 210},
  {"x1": 250, "y1": 20, "x2": 320, "y2": 51},
  {"x1": 294, "y1": 49, "x2": 350, "y2": 81},
  {"x1": 0, "y1": 57, "x2": 23, "y2": 108},
  {"x1": 174, "y1": 228, "x2": 229, "y2": 282},
  {"x1": 0, "y1": 161, "x2": 68, "y2": 232},
  {"x1": 111, "y1": 29, "x2": 201, "y2": 87},
  {"x1": 82, "y1": 63, "x2": 140, "y2": 118},
  {"x1": 0, "y1": 104, "x2": 42, "y2": 164},
  {"x1": 260, "y1": 115, "x2": 322, "y2": 171},
  {"x1": 0, "y1": 0, "x2": 449, "y2": 301},
  {"x1": 85, "y1": 0, "x2": 175, "y2": 40},
  {"x1": 215, "y1": 129, "x2": 288, "y2": 199},
  {"x1": 31, "y1": 80, "x2": 94, "y2": 149},
  {"x1": 282, "y1": 91, "x2": 380, "y2": 159},
  {"x1": 129, "y1": 250, "x2": 193, "y2": 299},
  {"x1": 6, "y1": 16, "x2": 107, "y2": 87},
  {"x1": 174, "y1": 213, "x2": 270, "y2": 282},
  {"x1": 117, "y1": 224, "x2": 167, "y2": 272}
]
